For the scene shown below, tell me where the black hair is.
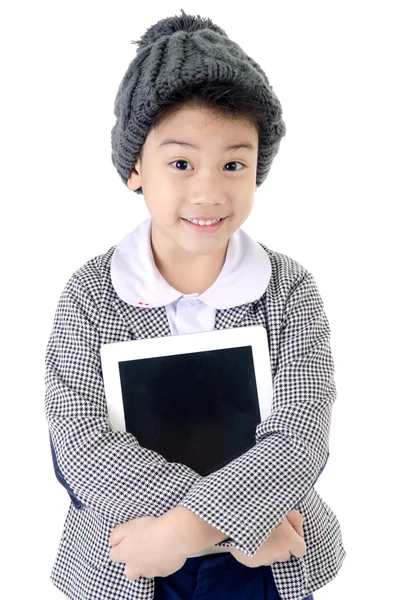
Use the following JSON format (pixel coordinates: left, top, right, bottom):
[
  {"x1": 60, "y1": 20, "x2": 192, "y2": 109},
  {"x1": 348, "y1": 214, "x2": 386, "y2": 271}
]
[{"x1": 134, "y1": 81, "x2": 263, "y2": 194}]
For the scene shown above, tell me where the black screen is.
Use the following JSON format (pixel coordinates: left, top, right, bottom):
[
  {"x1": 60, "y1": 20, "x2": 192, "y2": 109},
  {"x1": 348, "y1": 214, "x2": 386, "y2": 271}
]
[{"x1": 118, "y1": 346, "x2": 260, "y2": 476}]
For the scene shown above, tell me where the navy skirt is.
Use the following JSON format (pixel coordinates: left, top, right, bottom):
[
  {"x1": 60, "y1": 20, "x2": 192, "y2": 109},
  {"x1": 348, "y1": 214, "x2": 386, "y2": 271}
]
[{"x1": 153, "y1": 552, "x2": 314, "y2": 599}]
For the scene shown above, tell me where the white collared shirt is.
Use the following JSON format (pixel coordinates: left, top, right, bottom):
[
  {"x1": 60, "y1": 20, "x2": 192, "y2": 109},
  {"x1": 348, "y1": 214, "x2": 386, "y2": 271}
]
[{"x1": 111, "y1": 216, "x2": 272, "y2": 336}]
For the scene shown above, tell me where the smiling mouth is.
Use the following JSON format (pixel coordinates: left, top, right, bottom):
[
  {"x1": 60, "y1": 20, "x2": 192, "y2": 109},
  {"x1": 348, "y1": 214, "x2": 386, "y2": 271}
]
[{"x1": 181, "y1": 216, "x2": 228, "y2": 231}]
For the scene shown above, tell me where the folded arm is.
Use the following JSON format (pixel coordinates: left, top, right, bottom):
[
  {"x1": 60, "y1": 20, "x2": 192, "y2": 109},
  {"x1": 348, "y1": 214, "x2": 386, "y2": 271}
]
[
  {"x1": 174, "y1": 270, "x2": 335, "y2": 557},
  {"x1": 46, "y1": 268, "x2": 334, "y2": 557},
  {"x1": 45, "y1": 273, "x2": 207, "y2": 527}
]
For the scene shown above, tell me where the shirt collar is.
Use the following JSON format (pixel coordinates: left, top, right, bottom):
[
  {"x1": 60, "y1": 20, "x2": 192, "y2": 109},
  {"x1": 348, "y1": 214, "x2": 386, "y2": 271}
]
[{"x1": 110, "y1": 216, "x2": 271, "y2": 309}]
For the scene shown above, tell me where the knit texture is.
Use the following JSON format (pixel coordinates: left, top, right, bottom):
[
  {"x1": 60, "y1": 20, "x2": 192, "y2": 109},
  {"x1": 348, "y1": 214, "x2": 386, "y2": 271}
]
[{"x1": 111, "y1": 9, "x2": 286, "y2": 192}]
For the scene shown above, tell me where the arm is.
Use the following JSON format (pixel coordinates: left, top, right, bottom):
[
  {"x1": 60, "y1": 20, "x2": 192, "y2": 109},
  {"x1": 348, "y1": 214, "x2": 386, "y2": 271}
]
[
  {"x1": 45, "y1": 273, "x2": 206, "y2": 526},
  {"x1": 174, "y1": 271, "x2": 334, "y2": 557}
]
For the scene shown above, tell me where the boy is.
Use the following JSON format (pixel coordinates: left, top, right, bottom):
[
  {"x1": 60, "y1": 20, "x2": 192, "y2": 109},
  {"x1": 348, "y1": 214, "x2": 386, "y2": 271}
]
[{"x1": 45, "y1": 9, "x2": 346, "y2": 600}]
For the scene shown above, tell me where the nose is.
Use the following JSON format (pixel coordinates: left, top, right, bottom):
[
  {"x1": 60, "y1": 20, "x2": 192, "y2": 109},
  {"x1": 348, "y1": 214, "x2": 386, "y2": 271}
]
[{"x1": 189, "y1": 173, "x2": 228, "y2": 208}]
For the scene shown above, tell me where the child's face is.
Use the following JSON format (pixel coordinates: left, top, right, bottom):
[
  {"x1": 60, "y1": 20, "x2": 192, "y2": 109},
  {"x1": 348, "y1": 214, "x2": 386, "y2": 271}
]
[{"x1": 127, "y1": 105, "x2": 259, "y2": 263}]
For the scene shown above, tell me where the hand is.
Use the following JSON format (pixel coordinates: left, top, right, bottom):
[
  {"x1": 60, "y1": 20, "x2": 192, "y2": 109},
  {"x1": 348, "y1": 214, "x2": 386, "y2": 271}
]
[
  {"x1": 229, "y1": 510, "x2": 306, "y2": 568},
  {"x1": 109, "y1": 516, "x2": 188, "y2": 581}
]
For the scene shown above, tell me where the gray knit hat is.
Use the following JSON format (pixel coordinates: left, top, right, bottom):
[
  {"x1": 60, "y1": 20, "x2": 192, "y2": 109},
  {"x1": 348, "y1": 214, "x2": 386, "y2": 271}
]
[{"x1": 111, "y1": 9, "x2": 286, "y2": 192}]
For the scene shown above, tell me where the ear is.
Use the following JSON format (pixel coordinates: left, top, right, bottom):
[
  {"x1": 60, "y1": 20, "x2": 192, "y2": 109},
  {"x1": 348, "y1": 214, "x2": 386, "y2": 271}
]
[{"x1": 127, "y1": 155, "x2": 142, "y2": 191}]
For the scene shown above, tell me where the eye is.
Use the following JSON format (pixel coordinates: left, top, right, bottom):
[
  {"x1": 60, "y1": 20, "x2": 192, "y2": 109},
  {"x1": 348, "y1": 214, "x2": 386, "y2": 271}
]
[
  {"x1": 171, "y1": 160, "x2": 193, "y2": 171},
  {"x1": 170, "y1": 160, "x2": 245, "y2": 172},
  {"x1": 224, "y1": 161, "x2": 244, "y2": 172}
]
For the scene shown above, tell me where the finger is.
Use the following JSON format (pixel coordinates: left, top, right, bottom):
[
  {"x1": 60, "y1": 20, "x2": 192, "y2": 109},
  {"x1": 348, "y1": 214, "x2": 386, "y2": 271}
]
[
  {"x1": 109, "y1": 544, "x2": 124, "y2": 563},
  {"x1": 289, "y1": 509, "x2": 303, "y2": 526},
  {"x1": 295, "y1": 520, "x2": 304, "y2": 537},
  {"x1": 289, "y1": 534, "x2": 307, "y2": 558},
  {"x1": 109, "y1": 526, "x2": 127, "y2": 546},
  {"x1": 295, "y1": 511, "x2": 304, "y2": 537},
  {"x1": 290, "y1": 509, "x2": 303, "y2": 522},
  {"x1": 287, "y1": 511, "x2": 304, "y2": 537},
  {"x1": 125, "y1": 564, "x2": 141, "y2": 581}
]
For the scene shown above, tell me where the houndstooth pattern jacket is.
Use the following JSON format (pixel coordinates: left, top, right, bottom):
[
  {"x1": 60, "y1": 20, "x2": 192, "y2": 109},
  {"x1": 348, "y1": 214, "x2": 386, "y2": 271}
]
[{"x1": 45, "y1": 240, "x2": 347, "y2": 600}]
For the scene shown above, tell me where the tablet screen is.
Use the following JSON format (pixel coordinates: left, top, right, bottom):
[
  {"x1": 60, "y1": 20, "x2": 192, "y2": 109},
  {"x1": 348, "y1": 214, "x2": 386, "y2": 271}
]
[{"x1": 118, "y1": 345, "x2": 260, "y2": 476}]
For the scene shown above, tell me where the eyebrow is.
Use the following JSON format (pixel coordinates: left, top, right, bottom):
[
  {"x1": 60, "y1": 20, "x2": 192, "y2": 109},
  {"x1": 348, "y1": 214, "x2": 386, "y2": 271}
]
[{"x1": 158, "y1": 139, "x2": 255, "y2": 151}]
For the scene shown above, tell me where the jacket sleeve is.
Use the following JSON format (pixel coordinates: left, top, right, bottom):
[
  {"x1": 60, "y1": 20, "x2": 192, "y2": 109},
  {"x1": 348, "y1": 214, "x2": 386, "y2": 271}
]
[
  {"x1": 45, "y1": 273, "x2": 204, "y2": 526},
  {"x1": 178, "y1": 270, "x2": 336, "y2": 557}
]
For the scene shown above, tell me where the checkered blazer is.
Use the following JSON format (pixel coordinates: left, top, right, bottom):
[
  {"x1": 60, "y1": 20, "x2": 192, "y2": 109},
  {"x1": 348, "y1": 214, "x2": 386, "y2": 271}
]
[{"x1": 45, "y1": 240, "x2": 347, "y2": 600}]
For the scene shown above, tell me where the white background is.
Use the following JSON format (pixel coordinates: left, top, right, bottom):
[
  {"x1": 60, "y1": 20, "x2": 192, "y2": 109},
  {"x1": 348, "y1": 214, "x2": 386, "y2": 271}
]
[{"x1": 1, "y1": 1, "x2": 396, "y2": 598}]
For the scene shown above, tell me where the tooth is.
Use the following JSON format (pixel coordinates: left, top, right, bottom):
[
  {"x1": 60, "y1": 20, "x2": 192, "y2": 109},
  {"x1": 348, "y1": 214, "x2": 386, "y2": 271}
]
[{"x1": 186, "y1": 218, "x2": 220, "y2": 225}]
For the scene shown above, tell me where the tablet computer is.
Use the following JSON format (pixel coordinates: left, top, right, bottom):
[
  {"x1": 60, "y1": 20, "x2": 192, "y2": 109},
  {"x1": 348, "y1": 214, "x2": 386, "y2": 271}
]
[{"x1": 100, "y1": 325, "x2": 273, "y2": 477}]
